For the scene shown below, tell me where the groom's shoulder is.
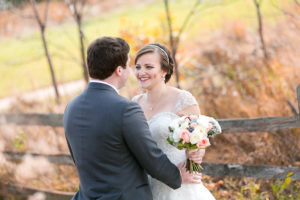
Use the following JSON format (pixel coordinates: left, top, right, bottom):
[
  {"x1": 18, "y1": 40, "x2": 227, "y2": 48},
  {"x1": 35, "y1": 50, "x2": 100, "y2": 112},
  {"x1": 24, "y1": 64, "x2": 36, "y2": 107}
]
[
  {"x1": 109, "y1": 96, "x2": 143, "y2": 117},
  {"x1": 64, "y1": 92, "x2": 82, "y2": 110},
  {"x1": 117, "y1": 95, "x2": 141, "y2": 109}
]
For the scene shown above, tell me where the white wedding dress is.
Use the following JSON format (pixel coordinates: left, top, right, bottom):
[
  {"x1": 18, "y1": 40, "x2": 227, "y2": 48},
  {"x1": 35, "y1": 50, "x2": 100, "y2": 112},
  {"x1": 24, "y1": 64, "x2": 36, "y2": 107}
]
[{"x1": 133, "y1": 90, "x2": 215, "y2": 200}]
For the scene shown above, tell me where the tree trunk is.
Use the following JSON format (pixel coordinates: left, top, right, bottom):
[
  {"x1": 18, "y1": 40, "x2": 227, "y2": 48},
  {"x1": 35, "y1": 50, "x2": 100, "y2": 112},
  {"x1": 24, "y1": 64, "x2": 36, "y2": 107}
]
[
  {"x1": 40, "y1": 27, "x2": 60, "y2": 104},
  {"x1": 30, "y1": 0, "x2": 60, "y2": 104},
  {"x1": 65, "y1": 0, "x2": 89, "y2": 83},
  {"x1": 164, "y1": 0, "x2": 180, "y2": 88},
  {"x1": 254, "y1": 0, "x2": 268, "y2": 60},
  {"x1": 172, "y1": 48, "x2": 180, "y2": 89},
  {"x1": 77, "y1": 18, "x2": 89, "y2": 83}
]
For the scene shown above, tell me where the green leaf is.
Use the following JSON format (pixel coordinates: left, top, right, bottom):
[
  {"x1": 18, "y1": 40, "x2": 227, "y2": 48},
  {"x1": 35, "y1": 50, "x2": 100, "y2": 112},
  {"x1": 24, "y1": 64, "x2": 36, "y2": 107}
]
[
  {"x1": 167, "y1": 138, "x2": 173, "y2": 145},
  {"x1": 177, "y1": 146, "x2": 184, "y2": 150},
  {"x1": 207, "y1": 129, "x2": 215, "y2": 137},
  {"x1": 281, "y1": 172, "x2": 293, "y2": 190}
]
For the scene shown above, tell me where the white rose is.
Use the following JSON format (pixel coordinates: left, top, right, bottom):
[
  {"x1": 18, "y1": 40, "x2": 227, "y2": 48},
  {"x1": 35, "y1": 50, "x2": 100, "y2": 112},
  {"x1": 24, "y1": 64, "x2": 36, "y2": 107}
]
[
  {"x1": 190, "y1": 132, "x2": 202, "y2": 144},
  {"x1": 173, "y1": 128, "x2": 182, "y2": 142},
  {"x1": 178, "y1": 116, "x2": 186, "y2": 124},
  {"x1": 193, "y1": 126, "x2": 207, "y2": 137},
  {"x1": 180, "y1": 120, "x2": 189, "y2": 129},
  {"x1": 193, "y1": 126, "x2": 200, "y2": 133},
  {"x1": 197, "y1": 118, "x2": 209, "y2": 130},
  {"x1": 169, "y1": 119, "x2": 180, "y2": 130}
]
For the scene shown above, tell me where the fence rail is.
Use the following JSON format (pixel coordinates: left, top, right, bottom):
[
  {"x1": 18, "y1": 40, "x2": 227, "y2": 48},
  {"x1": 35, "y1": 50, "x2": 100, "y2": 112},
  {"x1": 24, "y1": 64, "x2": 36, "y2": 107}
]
[
  {"x1": 201, "y1": 162, "x2": 300, "y2": 180},
  {"x1": 0, "y1": 114, "x2": 299, "y2": 133},
  {"x1": 2, "y1": 183, "x2": 74, "y2": 200},
  {"x1": 3, "y1": 151, "x2": 300, "y2": 180},
  {"x1": 3, "y1": 151, "x2": 74, "y2": 165}
]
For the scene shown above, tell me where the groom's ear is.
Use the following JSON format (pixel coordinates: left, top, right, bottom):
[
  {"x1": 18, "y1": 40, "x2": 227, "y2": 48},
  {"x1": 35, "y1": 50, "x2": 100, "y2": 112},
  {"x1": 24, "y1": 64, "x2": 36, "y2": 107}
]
[{"x1": 114, "y1": 66, "x2": 123, "y2": 77}]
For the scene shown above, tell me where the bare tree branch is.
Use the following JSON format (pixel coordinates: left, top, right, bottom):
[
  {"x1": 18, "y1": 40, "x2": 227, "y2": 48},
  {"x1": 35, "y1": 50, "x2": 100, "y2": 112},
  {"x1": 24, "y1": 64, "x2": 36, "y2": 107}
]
[
  {"x1": 164, "y1": 0, "x2": 174, "y2": 47},
  {"x1": 163, "y1": 0, "x2": 204, "y2": 88},
  {"x1": 30, "y1": 0, "x2": 43, "y2": 28},
  {"x1": 182, "y1": 0, "x2": 240, "y2": 36},
  {"x1": 177, "y1": 0, "x2": 201, "y2": 48},
  {"x1": 164, "y1": 0, "x2": 180, "y2": 88},
  {"x1": 270, "y1": 0, "x2": 300, "y2": 23},
  {"x1": 79, "y1": 0, "x2": 87, "y2": 15},
  {"x1": 65, "y1": 0, "x2": 71, "y2": 8},
  {"x1": 163, "y1": 0, "x2": 241, "y2": 88},
  {"x1": 286, "y1": 99, "x2": 299, "y2": 115},
  {"x1": 30, "y1": 0, "x2": 60, "y2": 104},
  {"x1": 253, "y1": 0, "x2": 269, "y2": 60},
  {"x1": 51, "y1": 42, "x2": 81, "y2": 64},
  {"x1": 65, "y1": 0, "x2": 74, "y2": 19},
  {"x1": 73, "y1": 0, "x2": 79, "y2": 23},
  {"x1": 294, "y1": 0, "x2": 300, "y2": 7},
  {"x1": 44, "y1": 0, "x2": 50, "y2": 26},
  {"x1": 65, "y1": 0, "x2": 89, "y2": 83}
]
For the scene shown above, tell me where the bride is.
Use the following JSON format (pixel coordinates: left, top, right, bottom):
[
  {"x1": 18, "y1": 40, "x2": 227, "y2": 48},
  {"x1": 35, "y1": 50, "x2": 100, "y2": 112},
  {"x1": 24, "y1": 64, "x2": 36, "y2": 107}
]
[{"x1": 132, "y1": 43, "x2": 216, "y2": 200}]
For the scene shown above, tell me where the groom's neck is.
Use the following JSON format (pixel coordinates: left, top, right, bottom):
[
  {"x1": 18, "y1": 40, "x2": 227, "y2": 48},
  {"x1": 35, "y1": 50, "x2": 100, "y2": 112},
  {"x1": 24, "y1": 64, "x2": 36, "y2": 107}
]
[{"x1": 90, "y1": 77, "x2": 119, "y2": 90}]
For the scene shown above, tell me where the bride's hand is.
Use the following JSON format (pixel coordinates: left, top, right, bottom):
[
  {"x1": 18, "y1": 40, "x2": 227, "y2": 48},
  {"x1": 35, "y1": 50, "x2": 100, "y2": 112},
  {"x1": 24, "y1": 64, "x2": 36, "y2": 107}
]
[
  {"x1": 177, "y1": 162, "x2": 202, "y2": 184},
  {"x1": 186, "y1": 149, "x2": 205, "y2": 164}
]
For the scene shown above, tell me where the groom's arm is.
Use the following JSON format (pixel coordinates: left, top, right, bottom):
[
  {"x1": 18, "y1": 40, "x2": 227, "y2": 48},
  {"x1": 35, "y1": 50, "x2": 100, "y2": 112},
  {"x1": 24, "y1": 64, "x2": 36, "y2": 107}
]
[{"x1": 122, "y1": 101, "x2": 182, "y2": 189}]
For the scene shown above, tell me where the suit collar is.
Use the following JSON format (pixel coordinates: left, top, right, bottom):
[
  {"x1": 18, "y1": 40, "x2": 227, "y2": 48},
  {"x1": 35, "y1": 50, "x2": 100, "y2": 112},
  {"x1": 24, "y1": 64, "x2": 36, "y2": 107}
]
[
  {"x1": 88, "y1": 82, "x2": 119, "y2": 95},
  {"x1": 89, "y1": 80, "x2": 119, "y2": 94}
]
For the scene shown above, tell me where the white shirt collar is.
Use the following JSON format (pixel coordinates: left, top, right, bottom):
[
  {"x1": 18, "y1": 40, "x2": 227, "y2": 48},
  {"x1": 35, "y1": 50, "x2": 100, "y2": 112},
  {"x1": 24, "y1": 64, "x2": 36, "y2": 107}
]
[{"x1": 89, "y1": 80, "x2": 119, "y2": 94}]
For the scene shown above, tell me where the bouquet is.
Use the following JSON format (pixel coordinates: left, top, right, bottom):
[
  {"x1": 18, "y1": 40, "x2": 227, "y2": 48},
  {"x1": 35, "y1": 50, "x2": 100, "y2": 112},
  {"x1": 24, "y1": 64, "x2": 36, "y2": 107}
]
[{"x1": 167, "y1": 114, "x2": 222, "y2": 173}]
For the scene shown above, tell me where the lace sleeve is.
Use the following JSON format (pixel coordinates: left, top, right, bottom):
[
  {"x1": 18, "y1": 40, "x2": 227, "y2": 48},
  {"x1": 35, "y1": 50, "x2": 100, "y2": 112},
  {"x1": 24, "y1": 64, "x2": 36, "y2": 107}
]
[{"x1": 174, "y1": 90, "x2": 198, "y2": 114}]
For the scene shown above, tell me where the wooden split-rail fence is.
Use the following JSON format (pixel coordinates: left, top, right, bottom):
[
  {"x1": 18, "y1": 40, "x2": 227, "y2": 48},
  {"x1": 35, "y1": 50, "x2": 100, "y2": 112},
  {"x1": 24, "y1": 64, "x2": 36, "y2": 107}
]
[{"x1": 0, "y1": 85, "x2": 300, "y2": 199}]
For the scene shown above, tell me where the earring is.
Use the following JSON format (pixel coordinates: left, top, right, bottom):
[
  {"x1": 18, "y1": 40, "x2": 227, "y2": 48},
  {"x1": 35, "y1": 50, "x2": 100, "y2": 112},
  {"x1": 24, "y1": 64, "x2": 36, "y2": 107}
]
[{"x1": 161, "y1": 75, "x2": 166, "y2": 81}]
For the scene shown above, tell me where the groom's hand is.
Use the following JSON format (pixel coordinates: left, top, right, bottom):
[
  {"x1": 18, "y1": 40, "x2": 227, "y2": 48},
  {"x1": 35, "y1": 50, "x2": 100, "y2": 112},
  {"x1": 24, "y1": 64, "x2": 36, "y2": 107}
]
[
  {"x1": 177, "y1": 162, "x2": 202, "y2": 184},
  {"x1": 186, "y1": 149, "x2": 205, "y2": 164}
]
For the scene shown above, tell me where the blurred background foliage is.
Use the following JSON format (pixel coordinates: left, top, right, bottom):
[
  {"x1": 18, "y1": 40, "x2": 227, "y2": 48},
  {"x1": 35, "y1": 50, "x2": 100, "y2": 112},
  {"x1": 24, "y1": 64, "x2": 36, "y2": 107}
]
[{"x1": 0, "y1": 0, "x2": 300, "y2": 199}]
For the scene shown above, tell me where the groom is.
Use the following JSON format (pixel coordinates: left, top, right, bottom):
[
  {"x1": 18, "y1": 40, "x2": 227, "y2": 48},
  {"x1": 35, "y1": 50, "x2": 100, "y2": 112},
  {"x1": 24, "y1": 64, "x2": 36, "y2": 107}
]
[{"x1": 64, "y1": 37, "x2": 182, "y2": 200}]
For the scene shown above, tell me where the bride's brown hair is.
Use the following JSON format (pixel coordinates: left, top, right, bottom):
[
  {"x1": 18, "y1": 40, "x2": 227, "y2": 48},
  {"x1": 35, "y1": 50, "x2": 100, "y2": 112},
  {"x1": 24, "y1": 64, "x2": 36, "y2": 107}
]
[{"x1": 135, "y1": 43, "x2": 174, "y2": 83}]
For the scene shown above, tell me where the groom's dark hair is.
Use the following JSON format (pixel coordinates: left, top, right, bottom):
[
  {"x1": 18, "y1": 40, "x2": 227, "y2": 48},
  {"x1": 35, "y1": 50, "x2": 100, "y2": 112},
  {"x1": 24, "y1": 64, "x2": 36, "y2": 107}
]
[{"x1": 87, "y1": 36, "x2": 130, "y2": 80}]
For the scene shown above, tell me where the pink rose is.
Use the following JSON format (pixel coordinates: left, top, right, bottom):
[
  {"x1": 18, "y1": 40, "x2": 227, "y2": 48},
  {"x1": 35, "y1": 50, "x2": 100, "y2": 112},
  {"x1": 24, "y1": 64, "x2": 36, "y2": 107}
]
[
  {"x1": 190, "y1": 122, "x2": 197, "y2": 128},
  {"x1": 190, "y1": 115, "x2": 198, "y2": 120},
  {"x1": 197, "y1": 138, "x2": 210, "y2": 148},
  {"x1": 181, "y1": 130, "x2": 190, "y2": 144}
]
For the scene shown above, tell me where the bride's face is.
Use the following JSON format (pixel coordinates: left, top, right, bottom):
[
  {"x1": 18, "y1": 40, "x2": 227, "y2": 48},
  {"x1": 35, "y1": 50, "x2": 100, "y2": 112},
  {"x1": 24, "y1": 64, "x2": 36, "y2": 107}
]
[{"x1": 135, "y1": 52, "x2": 166, "y2": 90}]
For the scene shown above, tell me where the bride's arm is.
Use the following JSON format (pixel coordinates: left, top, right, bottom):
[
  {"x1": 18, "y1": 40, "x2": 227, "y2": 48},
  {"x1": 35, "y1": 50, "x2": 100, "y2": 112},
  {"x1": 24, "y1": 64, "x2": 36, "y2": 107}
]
[{"x1": 177, "y1": 104, "x2": 205, "y2": 164}]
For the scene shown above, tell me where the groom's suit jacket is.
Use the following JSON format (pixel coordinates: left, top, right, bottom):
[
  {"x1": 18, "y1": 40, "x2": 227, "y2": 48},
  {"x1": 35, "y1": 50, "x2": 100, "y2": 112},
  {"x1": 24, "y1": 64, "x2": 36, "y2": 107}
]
[{"x1": 64, "y1": 82, "x2": 181, "y2": 200}]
